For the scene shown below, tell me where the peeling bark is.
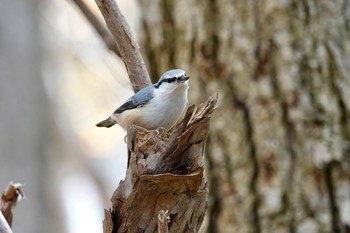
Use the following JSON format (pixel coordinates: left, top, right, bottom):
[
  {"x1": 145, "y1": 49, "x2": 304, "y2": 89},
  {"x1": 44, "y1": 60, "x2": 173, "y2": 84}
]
[{"x1": 103, "y1": 94, "x2": 217, "y2": 233}]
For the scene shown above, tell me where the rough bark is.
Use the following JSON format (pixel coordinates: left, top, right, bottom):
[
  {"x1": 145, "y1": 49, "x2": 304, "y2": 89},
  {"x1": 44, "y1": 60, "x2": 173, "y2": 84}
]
[
  {"x1": 139, "y1": 0, "x2": 350, "y2": 232},
  {"x1": 103, "y1": 94, "x2": 217, "y2": 233}
]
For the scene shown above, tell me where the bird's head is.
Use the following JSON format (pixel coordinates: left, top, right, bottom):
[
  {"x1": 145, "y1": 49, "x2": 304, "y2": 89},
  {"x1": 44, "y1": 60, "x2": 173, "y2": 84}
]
[{"x1": 154, "y1": 69, "x2": 190, "y2": 90}]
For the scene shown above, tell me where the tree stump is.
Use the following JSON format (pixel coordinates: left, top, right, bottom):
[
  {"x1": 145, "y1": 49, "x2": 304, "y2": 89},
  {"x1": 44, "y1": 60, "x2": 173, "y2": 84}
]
[{"x1": 103, "y1": 94, "x2": 217, "y2": 233}]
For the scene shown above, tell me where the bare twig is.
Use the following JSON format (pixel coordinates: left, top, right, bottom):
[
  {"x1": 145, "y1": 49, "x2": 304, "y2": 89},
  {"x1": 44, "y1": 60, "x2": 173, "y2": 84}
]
[
  {"x1": 0, "y1": 212, "x2": 12, "y2": 233},
  {"x1": 158, "y1": 210, "x2": 170, "y2": 233},
  {"x1": 71, "y1": 0, "x2": 121, "y2": 57},
  {"x1": 95, "y1": 0, "x2": 151, "y2": 92}
]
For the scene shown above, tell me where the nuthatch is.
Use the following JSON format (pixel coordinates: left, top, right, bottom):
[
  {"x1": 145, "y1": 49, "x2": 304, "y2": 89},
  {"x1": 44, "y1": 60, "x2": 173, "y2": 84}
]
[{"x1": 96, "y1": 69, "x2": 190, "y2": 130}]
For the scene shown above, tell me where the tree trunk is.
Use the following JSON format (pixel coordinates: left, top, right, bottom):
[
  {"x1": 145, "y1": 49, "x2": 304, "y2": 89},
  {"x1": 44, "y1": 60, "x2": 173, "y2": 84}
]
[{"x1": 139, "y1": 0, "x2": 350, "y2": 232}]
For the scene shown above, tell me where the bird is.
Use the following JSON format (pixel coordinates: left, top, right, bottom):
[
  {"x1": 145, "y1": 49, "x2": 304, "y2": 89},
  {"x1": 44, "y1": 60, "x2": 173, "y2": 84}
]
[{"x1": 96, "y1": 69, "x2": 190, "y2": 130}]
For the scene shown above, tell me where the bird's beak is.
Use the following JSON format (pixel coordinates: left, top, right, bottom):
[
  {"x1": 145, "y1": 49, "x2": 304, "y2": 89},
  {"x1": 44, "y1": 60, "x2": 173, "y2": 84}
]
[{"x1": 180, "y1": 75, "x2": 190, "y2": 82}]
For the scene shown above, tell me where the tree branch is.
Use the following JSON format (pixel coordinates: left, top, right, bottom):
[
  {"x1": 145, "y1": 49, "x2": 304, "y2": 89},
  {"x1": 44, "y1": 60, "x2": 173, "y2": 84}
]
[
  {"x1": 0, "y1": 182, "x2": 22, "y2": 233},
  {"x1": 71, "y1": 0, "x2": 121, "y2": 57},
  {"x1": 0, "y1": 212, "x2": 12, "y2": 233},
  {"x1": 0, "y1": 182, "x2": 23, "y2": 227},
  {"x1": 95, "y1": 0, "x2": 151, "y2": 92}
]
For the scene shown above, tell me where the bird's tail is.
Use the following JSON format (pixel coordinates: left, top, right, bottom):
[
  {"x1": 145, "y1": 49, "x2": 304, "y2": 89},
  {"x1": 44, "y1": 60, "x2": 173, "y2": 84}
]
[{"x1": 96, "y1": 117, "x2": 116, "y2": 128}]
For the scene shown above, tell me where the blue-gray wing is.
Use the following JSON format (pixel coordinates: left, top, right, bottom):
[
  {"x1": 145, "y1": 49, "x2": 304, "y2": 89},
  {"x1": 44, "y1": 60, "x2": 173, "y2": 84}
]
[{"x1": 114, "y1": 85, "x2": 154, "y2": 114}]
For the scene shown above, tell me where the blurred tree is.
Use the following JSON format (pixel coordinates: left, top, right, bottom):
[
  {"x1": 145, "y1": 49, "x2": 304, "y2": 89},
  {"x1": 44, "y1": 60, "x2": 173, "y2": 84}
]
[
  {"x1": 139, "y1": 0, "x2": 350, "y2": 232},
  {"x1": 0, "y1": 0, "x2": 63, "y2": 232}
]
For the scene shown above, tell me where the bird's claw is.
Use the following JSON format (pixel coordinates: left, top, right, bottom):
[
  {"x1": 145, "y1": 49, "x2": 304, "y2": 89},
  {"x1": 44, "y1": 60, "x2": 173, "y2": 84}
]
[{"x1": 154, "y1": 127, "x2": 169, "y2": 138}]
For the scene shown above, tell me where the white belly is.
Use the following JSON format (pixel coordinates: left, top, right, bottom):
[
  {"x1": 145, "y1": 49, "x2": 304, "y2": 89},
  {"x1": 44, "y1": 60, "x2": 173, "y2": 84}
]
[
  {"x1": 141, "y1": 85, "x2": 188, "y2": 129},
  {"x1": 118, "y1": 83, "x2": 188, "y2": 130}
]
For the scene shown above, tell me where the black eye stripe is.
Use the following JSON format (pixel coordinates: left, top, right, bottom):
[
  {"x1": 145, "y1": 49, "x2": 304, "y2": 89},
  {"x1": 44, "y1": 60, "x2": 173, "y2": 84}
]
[
  {"x1": 155, "y1": 76, "x2": 184, "y2": 88},
  {"x1": 166, "y1": 77, "x2": 177, "y2": 83}
]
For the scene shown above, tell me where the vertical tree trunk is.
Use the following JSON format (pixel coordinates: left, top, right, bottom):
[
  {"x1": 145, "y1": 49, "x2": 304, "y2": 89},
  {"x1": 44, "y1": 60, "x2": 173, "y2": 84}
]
[{"x1": 139, "y1": 0, "x2": 350, "y2": 232}]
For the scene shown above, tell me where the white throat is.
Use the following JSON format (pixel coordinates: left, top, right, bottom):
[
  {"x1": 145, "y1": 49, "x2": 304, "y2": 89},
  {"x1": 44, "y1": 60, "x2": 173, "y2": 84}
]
[{"x1": 158, "y1": 81, "x2": 188, "y2": 94}]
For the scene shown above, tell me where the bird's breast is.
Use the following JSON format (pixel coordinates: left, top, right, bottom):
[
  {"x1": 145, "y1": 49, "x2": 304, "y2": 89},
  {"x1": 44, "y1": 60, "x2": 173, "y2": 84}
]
[
  {"x1": 116, "y1": 83, "x2": 188, "y2": 130},
  {"x1": 140, "y1": 85, "x2": 188, "y2": 129}
]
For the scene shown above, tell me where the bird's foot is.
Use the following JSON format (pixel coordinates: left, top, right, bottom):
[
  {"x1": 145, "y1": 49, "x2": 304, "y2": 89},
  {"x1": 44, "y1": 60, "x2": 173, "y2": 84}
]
[{"x1": 154, "y1": 127, "x2": 169, "y2": 139}]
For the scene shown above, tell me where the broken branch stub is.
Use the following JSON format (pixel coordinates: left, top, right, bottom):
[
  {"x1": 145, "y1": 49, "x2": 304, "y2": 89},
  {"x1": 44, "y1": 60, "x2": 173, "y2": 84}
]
[
  {"x1": 0, "y1": 182, "x2": 23, "y2": 227},
  {"x1": 104, "y1": 93, "x2": 218, "y2": 233}
]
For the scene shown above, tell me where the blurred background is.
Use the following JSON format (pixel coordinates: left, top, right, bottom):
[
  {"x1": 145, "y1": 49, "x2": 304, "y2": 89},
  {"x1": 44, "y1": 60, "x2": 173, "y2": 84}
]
[
  {"x1": 0, "y1": 0, "x2": 136, "y2": 232},
  {"x1": 1, "y1": 0, "x2": 350, "y2": 233}
]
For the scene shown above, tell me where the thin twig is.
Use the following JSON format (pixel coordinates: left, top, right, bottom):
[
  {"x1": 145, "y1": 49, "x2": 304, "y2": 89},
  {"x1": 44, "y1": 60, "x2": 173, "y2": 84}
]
[
  {"x1": 95, "y1": 0, "x2": 151, "y2": 92},
  {"x1": 158, "y1": 210, "x2": 170, "y2": 233},
  {"x1": 71, "y1": 0, "x2": 121, "y2": 57}
]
